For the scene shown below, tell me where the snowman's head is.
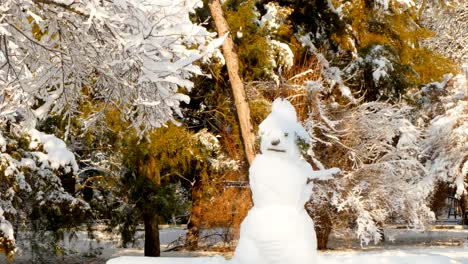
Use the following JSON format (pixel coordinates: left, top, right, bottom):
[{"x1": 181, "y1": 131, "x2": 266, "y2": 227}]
[{"x1": 258, "y1": 99, "x2": 310, "y2": 159}]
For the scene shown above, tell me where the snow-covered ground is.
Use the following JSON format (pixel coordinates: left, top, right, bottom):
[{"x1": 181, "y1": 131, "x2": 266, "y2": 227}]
[
  {"x1": 3, "y1": 226, "x2": 468, "y2": 263},
  {"x1": 108, "y1": 247, "x2": 468, "y2": 264},
  {"x1": 108, "y1": 226, "x2": 468, "y2": 264}
]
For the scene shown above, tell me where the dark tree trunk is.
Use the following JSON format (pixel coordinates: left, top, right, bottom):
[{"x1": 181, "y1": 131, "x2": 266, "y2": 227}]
[
  {"x1": 143, "y1": 213, "x2": 160, "y2": 257},
  {"x1": 306, "y1": 198, "x2": 333, "y2": 250},
  {"x1": 459, "y1": 194, "x2": 468, "y2": 225},
  {"x1": 187, "y1": 180, "x2": 203, "y2": 249},
  {"x1": 377, "y1": 221, "x2": 385, "y2": 242},
  {"x1": 430, "y1": 182, "x2": 451, "y2": 218},
  {"x1": 315, "y1": 212, "x2": 332, "y2": 250}
]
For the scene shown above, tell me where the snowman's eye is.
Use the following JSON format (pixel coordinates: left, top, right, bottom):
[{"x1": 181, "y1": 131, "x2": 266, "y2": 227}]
[{"x1": 284, "y1": 133, "x2": 288, "y2": 137}]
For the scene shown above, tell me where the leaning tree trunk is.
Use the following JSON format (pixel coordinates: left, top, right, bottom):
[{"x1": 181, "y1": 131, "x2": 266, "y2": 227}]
[
  {"x1": 208, "y1": 0, "x2": 256, "y2": 165},
  {"x1": 143, "y1": 213, "x2": 160, "y2": 257}
]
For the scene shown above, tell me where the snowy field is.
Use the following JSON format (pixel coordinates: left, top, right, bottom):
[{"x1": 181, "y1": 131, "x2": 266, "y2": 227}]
[
  {"x1": 3, "y1": 226, "x2": 468, "y2": 263},
  {"x1": 108, "y1": 247, "x2": 468, "y2": 264}
]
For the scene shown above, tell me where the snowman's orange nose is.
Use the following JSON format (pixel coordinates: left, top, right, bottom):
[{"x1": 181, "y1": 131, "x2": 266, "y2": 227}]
[{"x1": 271, "y1": 139, "x2": 280, "y2": 146}]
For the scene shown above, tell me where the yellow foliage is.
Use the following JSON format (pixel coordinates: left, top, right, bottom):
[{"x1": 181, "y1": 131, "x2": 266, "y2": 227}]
[
  {"x1": 359, "y1": 33, "x2": 391, "y2": 48},
  {"x1": 249, "y1": 99, "x2": 270, "y2": 130},
  {"x1": 336, "y1": 0, "x2": 459, "y2": 85},
  {"x1": 225, "y1": 1, "x2": 271, "y2": 80},
  {"x1": 0, "y1": 236, "x2": 15, "y2": 261},
  {"x1": 410, "y1": 48, "x2": 460, "y2": 83},
  {"x1": 80, "y1": 102, "x2": 218, "y2": 185},
  {"x1": 31, "y1": 22, "x2": 43, "y2": 41}
]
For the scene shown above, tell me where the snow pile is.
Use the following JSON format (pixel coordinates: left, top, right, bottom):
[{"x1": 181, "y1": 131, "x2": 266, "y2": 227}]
[
  {"x1": 319, "y1": 248, "x2": 467, "y2": 264},
  {"x1": 108, "y1": 256, "x2": 226, "y2": 264}
]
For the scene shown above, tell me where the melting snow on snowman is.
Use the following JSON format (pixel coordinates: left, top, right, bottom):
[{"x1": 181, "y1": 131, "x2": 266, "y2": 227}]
[{"x1": 231, "y1": 98, "x2": 339, "y2": 264}]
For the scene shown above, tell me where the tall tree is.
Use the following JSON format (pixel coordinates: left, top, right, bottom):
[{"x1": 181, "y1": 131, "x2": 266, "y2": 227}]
[{"x1": 208, "y1": 0, "x2": 256, "y2": 164}]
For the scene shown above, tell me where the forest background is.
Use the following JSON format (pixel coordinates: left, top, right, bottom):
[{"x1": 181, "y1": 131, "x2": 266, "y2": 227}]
[{"x1": 0, "y1": 0, "x2": 466, "y2": 262}]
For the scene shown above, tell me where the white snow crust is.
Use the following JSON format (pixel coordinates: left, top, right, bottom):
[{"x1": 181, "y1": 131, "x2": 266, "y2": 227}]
[{"x1": 28, "y1": 128, "x2": 79, "y2": 172}]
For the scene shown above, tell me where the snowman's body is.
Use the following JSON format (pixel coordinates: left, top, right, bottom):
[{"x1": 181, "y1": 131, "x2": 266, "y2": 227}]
[{"x1": 231, "y1": 99, "x2": 324, "y2": 264}]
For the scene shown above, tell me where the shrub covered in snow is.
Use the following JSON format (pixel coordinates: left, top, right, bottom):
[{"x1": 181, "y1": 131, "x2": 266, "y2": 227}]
[
  {"x1": 0, "y1": 117, "x2": 89, "y2": 259},
  {"x1": 303, "y1": 99, "x2": 435, "y2": 245}
]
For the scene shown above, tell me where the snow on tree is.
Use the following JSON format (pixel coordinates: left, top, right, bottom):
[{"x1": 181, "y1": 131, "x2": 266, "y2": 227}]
[
  {"x1": 0, "y1": 207, "x2": 15, "y2": 260},
  {"x1": 238, "y1": 0, "x2": 460, "y2": 247},
  {"x1": 297, "y1": 33, "x2": 356, "y2": 104},
  {"x1": 76, "y1": 111, "x2": 238, "y2": 256},
  {"x1": 373, "y1": 0, "x2": 416, "y2": 12},
  {"x1": 329, "y1": 102, "x2": 435, "y2": 245},
  {"x1": 419, "y1": 72, "x2": 468, "y2": 198},
  {"x1": 300, "y1": 90, "x2": 435, "y2": 245},
  {"x1": 220, "y1": 0, "x2": 461, "y2": 250},
  {"x1": 0, "y1": 0, "x2": 223, "y2": 136},
  {"x1": 0, "y1": 118, "x2": 89, "y2": 259},
  {"x1": 285, "y1": 0, "x2": 458, "y2": 103},
  {"x1": 420, "y1": 1, "x2": 467, "y2": 65},
  {"x1": 285, "y1": 69, "x2": 435, "y2": 246},
  {"x1": 0, "y1": 0, "x2": 223, "y2": 259},
  {"x1": 256, "y1": 2, "x2": 295, "y2": 83}
]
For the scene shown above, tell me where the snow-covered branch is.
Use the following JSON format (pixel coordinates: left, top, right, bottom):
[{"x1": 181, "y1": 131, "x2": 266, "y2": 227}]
[{"x1": 0, "y1": 0, "x2": 222, "y2": 135}]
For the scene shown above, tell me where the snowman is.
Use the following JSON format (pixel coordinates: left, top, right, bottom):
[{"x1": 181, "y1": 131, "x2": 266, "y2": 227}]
[{"x1": 231, "y1": 98, "x2": 339, "y2": 264}]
